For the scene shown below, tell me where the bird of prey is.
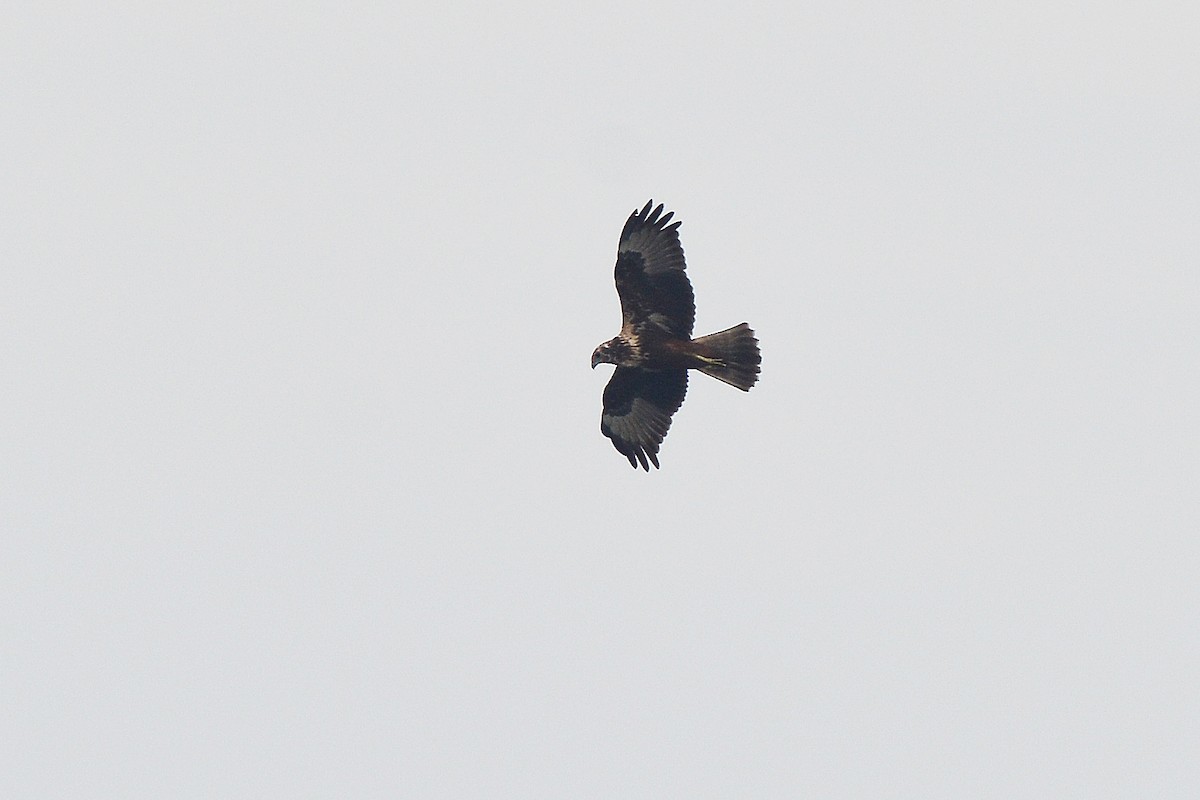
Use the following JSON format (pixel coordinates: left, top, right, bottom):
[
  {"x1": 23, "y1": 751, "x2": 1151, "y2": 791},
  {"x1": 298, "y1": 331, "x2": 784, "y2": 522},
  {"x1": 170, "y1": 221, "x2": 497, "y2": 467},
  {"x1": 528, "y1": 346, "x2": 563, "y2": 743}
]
[{"x1": 591, "y1": 200, "x2": 761, "y2": 470}]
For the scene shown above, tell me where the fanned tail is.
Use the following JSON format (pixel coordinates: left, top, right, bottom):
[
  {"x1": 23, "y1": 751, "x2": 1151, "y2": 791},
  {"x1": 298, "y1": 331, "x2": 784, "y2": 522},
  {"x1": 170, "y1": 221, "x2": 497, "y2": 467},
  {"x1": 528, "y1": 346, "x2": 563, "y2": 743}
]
[{"x1": 691, "y1": 323, "x2": 761, "y2": 391}]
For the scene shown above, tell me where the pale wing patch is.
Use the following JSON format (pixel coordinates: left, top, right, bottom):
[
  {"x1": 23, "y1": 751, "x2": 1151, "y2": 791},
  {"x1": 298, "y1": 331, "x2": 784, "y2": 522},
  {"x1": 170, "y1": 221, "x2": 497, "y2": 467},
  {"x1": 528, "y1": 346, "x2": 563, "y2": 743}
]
[
  {"x1": 603, "y1": 396, "x2": 672, "y2": 446},
  {"x1": 647, "y1": 312, "x2": 674, "y2": 331}
]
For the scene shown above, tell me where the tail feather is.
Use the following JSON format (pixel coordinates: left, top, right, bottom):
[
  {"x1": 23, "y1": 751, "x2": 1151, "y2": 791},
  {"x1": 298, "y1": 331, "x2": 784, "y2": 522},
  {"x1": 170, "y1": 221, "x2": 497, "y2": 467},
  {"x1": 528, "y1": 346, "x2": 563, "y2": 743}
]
[{"x1": 692, "y1": 323, "x2": 761, "y2": 391}]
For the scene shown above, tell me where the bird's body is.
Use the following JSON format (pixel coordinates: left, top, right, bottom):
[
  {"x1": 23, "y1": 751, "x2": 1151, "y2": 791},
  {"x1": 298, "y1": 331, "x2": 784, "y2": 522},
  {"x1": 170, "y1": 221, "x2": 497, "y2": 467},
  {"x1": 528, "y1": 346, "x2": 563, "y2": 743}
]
[{"x1": 591, "y1": 201, "x2": 761, "y2": 470}]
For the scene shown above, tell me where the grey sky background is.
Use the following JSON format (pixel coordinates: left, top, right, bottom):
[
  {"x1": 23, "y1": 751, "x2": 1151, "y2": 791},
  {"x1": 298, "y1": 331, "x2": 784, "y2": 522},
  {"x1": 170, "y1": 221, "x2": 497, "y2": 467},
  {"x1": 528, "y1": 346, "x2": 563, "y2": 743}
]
[{"x1": 3, "y1": 3, "x2": 1197, "y2": 797}]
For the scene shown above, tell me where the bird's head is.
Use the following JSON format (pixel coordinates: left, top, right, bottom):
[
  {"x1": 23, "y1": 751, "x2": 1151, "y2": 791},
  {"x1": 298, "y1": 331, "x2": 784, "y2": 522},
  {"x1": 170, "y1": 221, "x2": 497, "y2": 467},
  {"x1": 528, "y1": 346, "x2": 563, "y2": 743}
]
[{"x1": 591, "y1": 338, "x2": 621, "y2": 369}]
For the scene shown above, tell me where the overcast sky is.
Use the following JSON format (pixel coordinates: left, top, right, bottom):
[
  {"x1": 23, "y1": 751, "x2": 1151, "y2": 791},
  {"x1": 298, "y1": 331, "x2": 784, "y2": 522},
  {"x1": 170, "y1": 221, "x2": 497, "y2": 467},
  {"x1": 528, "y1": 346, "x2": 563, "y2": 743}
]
[{"x1": 3, "y1": 3, "x2": 1198, "y2": 798}]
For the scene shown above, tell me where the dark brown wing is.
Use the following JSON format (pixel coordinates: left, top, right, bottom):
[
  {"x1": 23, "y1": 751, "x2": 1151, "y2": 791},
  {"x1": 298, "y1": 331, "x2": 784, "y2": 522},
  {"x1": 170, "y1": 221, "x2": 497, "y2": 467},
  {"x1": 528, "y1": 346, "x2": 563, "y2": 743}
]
[
  {"x1": 600, "y1": 367, "x2": 688, "y2": 470},
  {"x1": 614, "y1": 200, "x2": 695, "y2": 338}
]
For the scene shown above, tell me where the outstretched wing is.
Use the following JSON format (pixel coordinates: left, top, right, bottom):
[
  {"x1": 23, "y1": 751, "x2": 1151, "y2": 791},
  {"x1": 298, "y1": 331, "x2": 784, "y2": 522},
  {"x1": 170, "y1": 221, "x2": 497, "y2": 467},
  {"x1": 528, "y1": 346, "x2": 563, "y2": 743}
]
[
  {"x1": 600, "y1": 367, "x2": 688, "y2": 470},
  {"x1": 614, "y1": 200, "x2": 695, "y2": 338}
]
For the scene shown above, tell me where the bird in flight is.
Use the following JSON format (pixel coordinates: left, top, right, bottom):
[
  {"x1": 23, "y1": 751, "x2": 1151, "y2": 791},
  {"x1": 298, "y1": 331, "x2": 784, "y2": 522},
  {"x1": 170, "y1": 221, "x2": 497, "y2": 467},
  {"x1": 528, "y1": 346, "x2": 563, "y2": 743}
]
[{"x1": 591, "y1": 200, "x2": 761, "y2": 470}]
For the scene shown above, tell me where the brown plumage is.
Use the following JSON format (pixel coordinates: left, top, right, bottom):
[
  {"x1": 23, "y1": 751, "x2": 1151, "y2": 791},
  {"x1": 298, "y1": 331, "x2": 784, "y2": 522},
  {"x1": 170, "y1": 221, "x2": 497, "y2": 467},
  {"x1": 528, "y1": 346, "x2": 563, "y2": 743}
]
[{"x1": 591, "y1": 201, "x2": 761, "y2": 470}]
